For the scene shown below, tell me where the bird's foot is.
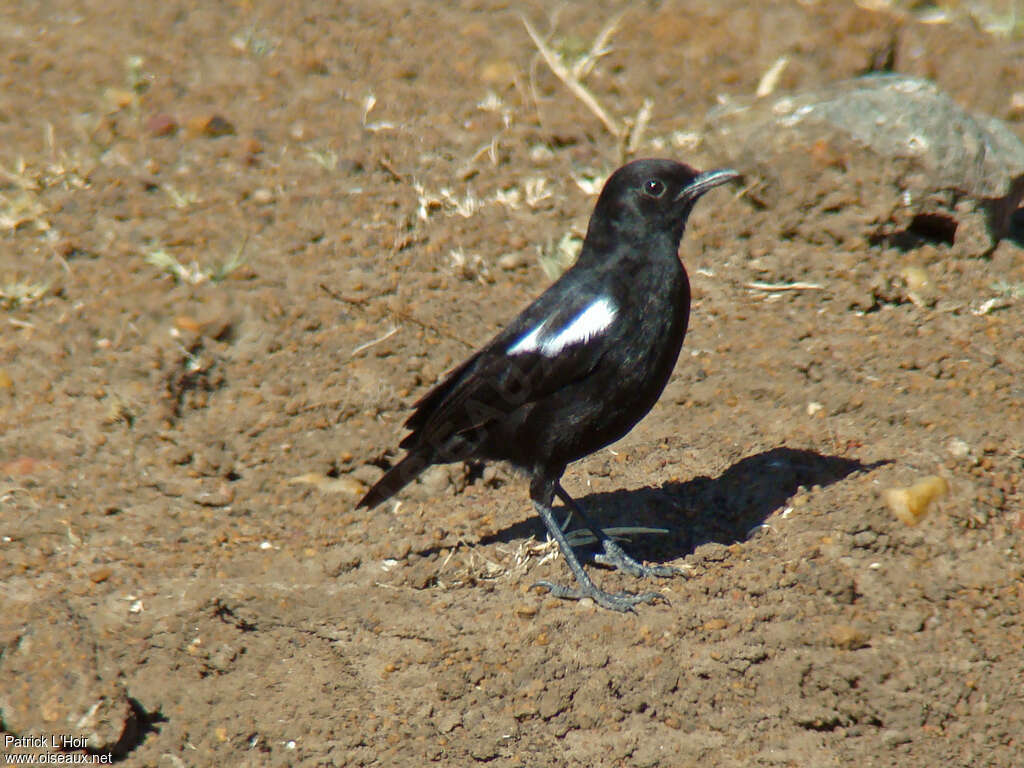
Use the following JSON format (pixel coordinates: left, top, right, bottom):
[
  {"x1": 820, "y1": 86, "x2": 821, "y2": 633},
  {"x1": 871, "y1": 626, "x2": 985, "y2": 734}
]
[
  {"x1": 594, "y1": 539, "x2": 680, "y2": 579},
  {"x1": 532, "y1": 580, "x2": 666, "y2": 613}
]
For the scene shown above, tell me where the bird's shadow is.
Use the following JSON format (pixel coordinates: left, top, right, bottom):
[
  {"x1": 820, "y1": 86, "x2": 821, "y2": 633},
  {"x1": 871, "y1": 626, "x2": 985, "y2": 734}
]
[{"x1": 480, "y1": 447, "x2": 888, "y2": 564}]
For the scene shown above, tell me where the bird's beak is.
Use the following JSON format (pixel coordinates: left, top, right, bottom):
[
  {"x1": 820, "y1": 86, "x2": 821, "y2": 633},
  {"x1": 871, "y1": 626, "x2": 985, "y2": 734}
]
[{"x1": 676, "y1": 168, "x2": 740, "y2": 202}]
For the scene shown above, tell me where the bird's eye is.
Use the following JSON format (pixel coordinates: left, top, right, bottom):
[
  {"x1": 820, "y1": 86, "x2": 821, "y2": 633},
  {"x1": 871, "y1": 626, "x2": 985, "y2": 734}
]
[{"x1": 642, "y1": 178, "x2": 666, "y2": 198}]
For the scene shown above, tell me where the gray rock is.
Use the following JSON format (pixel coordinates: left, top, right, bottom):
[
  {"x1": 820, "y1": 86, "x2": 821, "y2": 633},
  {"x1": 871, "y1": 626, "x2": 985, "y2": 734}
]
[{"x1": 705, "y1": 74, "x2": 1024, "y2": 243}]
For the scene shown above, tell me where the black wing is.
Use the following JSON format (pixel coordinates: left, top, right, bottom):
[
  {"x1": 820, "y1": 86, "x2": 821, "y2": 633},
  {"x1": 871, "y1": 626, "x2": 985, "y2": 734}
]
[{"x1": 400, "y1": 272, "x2": 618, "y2": 454}]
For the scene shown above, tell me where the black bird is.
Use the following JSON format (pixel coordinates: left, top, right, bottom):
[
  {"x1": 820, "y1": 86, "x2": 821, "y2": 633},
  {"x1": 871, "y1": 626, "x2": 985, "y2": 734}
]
[{"x1": 358, "y1": 158, "x2": 738, "y2": 611}]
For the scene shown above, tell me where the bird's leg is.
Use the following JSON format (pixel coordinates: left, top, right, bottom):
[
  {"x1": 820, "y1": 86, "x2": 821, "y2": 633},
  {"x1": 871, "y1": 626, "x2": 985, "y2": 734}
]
[
  {"x1": 559, "y1": 502, "x2": 574, "y2": 532},
  {"x1": 554, "y1": 483, "x2": 680, "y2": 579},
  {"x1": 531, "y1": 475, "x2": 664, "y2": 612}
]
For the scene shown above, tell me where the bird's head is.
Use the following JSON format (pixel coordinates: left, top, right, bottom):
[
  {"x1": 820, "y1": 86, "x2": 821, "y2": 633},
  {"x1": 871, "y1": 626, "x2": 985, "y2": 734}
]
[{"x1": 584, "y1": 158, "x2": 739, "y2": 251}]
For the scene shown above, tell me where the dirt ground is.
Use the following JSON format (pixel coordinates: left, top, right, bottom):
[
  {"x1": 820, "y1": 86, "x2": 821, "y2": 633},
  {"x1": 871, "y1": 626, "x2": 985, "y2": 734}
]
[{"x1": 2, "y1": 1, "x2": 1023, "y2": 766}]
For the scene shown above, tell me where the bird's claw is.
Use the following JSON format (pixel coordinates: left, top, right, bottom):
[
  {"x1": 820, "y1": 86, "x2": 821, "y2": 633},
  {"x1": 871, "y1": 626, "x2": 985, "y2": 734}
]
[
  {"x1": 532, "y1": 580, "x2": 667, "y2": 612},
  {"x1": 594, "y1": 539, "x2": 681, "y2": 579}
]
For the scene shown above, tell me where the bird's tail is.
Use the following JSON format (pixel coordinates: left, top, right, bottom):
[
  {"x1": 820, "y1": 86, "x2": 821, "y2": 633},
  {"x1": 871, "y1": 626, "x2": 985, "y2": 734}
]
[{"x1": 356, "y1": 452, "x2": 431, "y2": 509}]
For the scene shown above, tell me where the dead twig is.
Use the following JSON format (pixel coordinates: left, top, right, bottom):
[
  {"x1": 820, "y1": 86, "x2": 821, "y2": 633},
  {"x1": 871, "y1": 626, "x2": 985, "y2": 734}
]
[
  {"x1": 745, "y1": 281, "x2": 825, "y2": 291},
  {"x1": 522, "y1": 15, "x2": 623, "y2": 139},
  {"x1": 378, "y1": 155, "x2": 405, "y2": 182},
  {"x1": 572, "y1": 12, "x2": 624, "y2": 80},
  {"x1": 319, "y1": 283, "x2": 477, "y2": 349},
  {"x1": 626, "y1": 98, "x2": 654, "y2": 156},
  {"x1": 351, "y1": 326, "x2": 399, "y2": 357},
  {"x1": 756, "y1": 55, "x2": 789, "y2": 98}
]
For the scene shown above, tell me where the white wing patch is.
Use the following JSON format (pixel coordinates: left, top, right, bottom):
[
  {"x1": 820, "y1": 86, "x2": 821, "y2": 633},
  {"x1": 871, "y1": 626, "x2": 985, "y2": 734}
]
[
  {"x1": 507, "y1": 324, "x2": 545, "y2": 355},
  {"x1": 508, "y1": 297, "x2": 617, "y2": 357}
]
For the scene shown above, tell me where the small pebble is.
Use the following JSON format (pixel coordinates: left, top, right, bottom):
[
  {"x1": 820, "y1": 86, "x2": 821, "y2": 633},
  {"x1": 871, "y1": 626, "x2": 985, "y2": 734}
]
[
  {"x1": 514, "y1": 600, "x2": 539, "y2": 618},
  {"x1": 146, "y1": 113, "x2": 178, "y2": 137},
  {"x1": 1009, "y1": 91, "x2": 1024, "y2": 119},
  {"x1": 827, "y1": 624, "x2": 869, "y2": 650},
  {"x1": 104, "y1": 87, "x2": 135, "y2": 110},
  {"x1": 417, "y1": 465, "x2": 452, "y2": 497},
  {"x1": 946, "y1": 438, "x2": 971, "y2": 459},
  {"x1": 251, "y1": 188, "x2": 274, "y2": 204},
  {"x1": 287, "y1": 473, "x2": 365, "y2": 497},
  {"x1": 881, "y1": 729, "x2": 911, "y2": 747},
  {"x1": 323, "y1": 546, "x2": 362, "y2": 577},
  {"x1": 187, "y1": 114, "x2": 235, "y2": 138},
  {"x1": 497, "y1": 252, "x2": 526, "y2": 270},
  {"x1": 190, "y1": 482, "x2": 235, "y2": 507},
  {"x1": 882, "y1": 475, "x2": 949, "y2": 526},
  {"x1": 899, "y1": 264, "x2": 936, "y2": 307}
]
